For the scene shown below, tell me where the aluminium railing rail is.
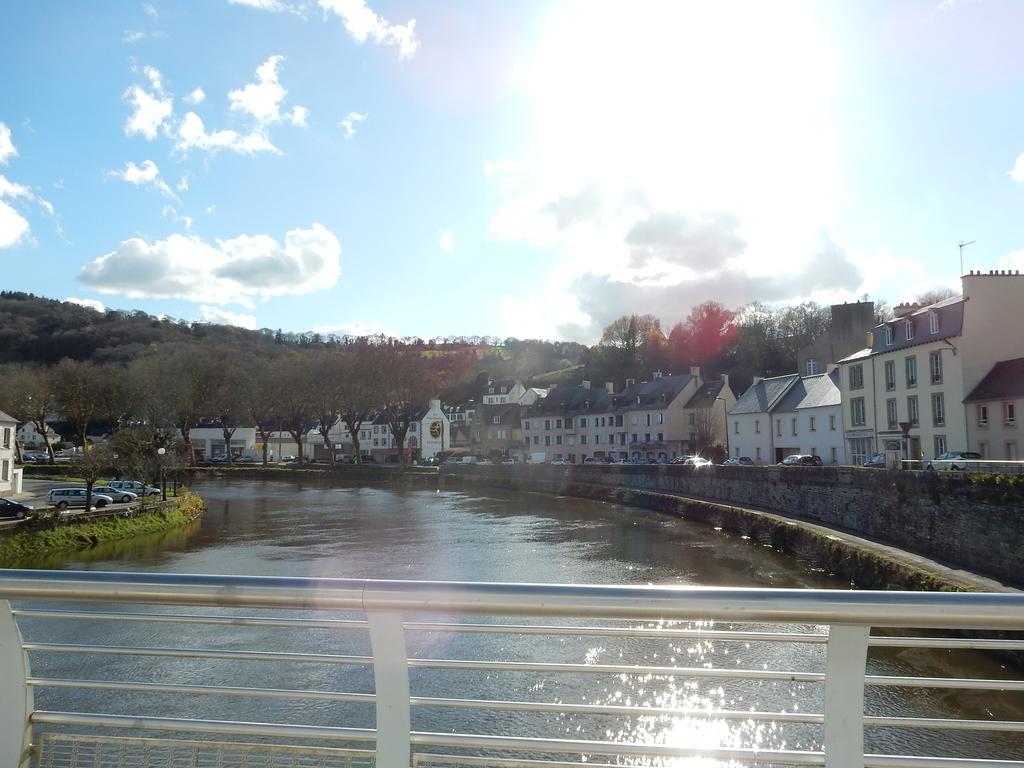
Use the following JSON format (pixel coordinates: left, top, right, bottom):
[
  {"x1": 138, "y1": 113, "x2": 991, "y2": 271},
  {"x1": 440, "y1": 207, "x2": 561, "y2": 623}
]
[{"x1": 0, "y1": 570, "x2": 1023, "y2": 768}]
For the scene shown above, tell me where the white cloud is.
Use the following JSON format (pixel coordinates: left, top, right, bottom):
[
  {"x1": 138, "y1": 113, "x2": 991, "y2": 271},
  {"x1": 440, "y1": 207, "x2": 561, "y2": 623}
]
[
  {"x1": 312, "y1": 320, "x2": 392, "y2": 337},
  {"x1": 65, "y1": 297, "x2": 106, "y2": 313},
  {"x1": 184, "y1": 87, "x2": 206, "y2": 105},
  {"x1": 199, "y1": 305, "x2": 258, "y2": 329},
  {"x1": 228, "y1": 0, "x2": 290, "y2": 10},
  {"x1": 161, "y1": 204, "x2": 192, "y2": 230},
  {"x1": 122, "y1": 29, "x2": 167, "y2": 43},
  {"x1": 109, "y1": 159, "x2": 179, "y2": 201},
  {"x1": 288, "y1": 105, "x2": 309, "y2": 127},
  {"x1": 176, "y1": 174, "x2": 189, "y2": 192},
  {"x1": 438, "y1": 229, "x2": 454, "y2": 253},
  {"x1": 228, "y1": 55, "x2": 306, "y2": 126},
  {"x1": 143, "y1": 2, "x2": 158, "y2": 19},
  {"x1": 0, "y1": 201, "x2": 30, "y2": 248},
  {"x1": 80, "y1": 223, "x2": 342, "y2": 305},
  {"x1": 123, "y1": 67, "x2": 173, "y2": 140},
  {"x1": 319, "y1": 0, "x2": 419, "y2": 59},
  {"x1": 1011, "y1": 152, "x2": 1024, "y2": 182},
  {"x1": 0, "y1": 122, "x2": 17, "y2": 165},
  {"x1": 175, "y1": 112, "x2": 279, "y2": 155},
  {"x1": 339, "y1": 111, "x2": 366, "y2": 139}
]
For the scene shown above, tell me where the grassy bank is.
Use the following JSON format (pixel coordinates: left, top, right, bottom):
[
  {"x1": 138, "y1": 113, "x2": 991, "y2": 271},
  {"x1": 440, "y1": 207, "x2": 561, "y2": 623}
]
[{"x1": 0, "y1": 491, "x2": 206, "y2": 566}]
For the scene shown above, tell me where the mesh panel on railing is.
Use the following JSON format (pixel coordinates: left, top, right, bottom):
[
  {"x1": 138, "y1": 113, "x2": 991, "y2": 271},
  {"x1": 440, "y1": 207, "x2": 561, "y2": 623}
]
[{"x1": 34, "y1": 734, "x2": 376, "y2": 768}]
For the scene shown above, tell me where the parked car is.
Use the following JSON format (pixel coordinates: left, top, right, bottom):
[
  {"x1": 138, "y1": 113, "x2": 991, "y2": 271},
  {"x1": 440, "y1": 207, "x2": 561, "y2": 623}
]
[
  {"x1": 722, "y1": 456, "x2": 753, "y2": 466},
  {"x1": 779, "y1": 454, "x2": 824, "y2": 466},
  {"x1": 676, "y1": 456, "x2": 713, "y2": 467},
  {"x1": 549, "y1": 459, "x2": 570, "y2": 465},
  {"x1": 0, "y1": 498, "x2": 33, "y2": 519},
  {"x1": 862, "y1": 453, "x2": 887, "y2": 468},
  {"x1": 93, "y1": 486, "x2": 139, "y2": 504},
  {"x1": 105, "y1": 480, "x2": 161, "y2": 496},
  {"x1": 419, "y1": 457, "x2": 441, "y2": 466},
  {"x1": 234, "y1": 456, "x2": 256, "y2": 464},
  {"x1": 500, "y1": 458, "x2": 519, "y2": 465},
  {"x1": 926, "y1": 451, "x2": 983, "y2": 471},
  {"x1": 477, "y1": 458, "x2": 494, "y2": 465},
  {"x1": 582, "y1": 457, "x2": 608, "y2": 465},
  {"x1": 47, "y1": 488, "x2": 113, "y2": 509}
]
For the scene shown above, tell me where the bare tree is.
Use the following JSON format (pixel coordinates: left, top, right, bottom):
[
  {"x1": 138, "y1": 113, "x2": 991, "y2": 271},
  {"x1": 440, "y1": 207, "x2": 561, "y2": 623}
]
[
  {"x1": 337, "y1": 343, "x2": 381, "y2": 464},
  {"x1": 308, "y1": 350, "x2": 344, "y2": 465},
  {"x1": 53, "y1": 359, "x2": 101, "y2": 448},
  {"x1": 207, "y1": 354, "x2": 251, "y2": 466},
  {"x1": 0, "y1": 364, "x2": 59, "y2": 463},
  {"x1": 243, "y1": 360, "x2": 280, "y2": 466},
  {"x1": 376, "y1": 345, "x2": 444, "y2": 466},
  {"x1": 271, "y1": 352, "x2": 314, "y2": 465},
  {"x1": 78, "y1": 442, "x2": 118, "y2": 519}
]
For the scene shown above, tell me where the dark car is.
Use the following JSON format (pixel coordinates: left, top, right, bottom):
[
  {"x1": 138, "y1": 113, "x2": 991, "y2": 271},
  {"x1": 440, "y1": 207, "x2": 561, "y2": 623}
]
[
  {"x1": 863, "y1": 453, "x2": 887, "y2": 468},
  {"x1": 0, "y1": 498, "x2": 33, "y2": 519},
  {"x1": 779, "y1": 454, "x2": 823, "y2": 466},
  {"x1": 722, "y1": 456, "x2": 753, "y2": 466}
]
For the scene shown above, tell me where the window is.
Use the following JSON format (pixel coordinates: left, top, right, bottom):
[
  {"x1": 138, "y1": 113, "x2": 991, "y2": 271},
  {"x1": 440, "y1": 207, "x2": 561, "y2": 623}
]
[
  {"x1": 544, "y1": 436, "x2": 551, "y2": 446},
  {"x1": 886, "y1": 398, "x2": 898, "y2": 429},
  {"x1": 776, "y1": 419, "x2": 782, "y2": 437},
  {"x1": 609, "y1": 434, "x2": 614, "y2": 444},
  {"x1": 688, "y1": 412, "x2": 696, "y2": 425},
  {"x1": 849, "y1": 364, "x2": 864, "y2": 390},
  {"x1": 1008, "y1": 442, "x2": 1019, "y2": 460},
  {"x1": 565, "y1": 417, "x2": 573, "y2": 428},
  {"x1": 544, "y1": 420, "x2": 551, "y2": 430},
  {"x1": 755, "y1": 447, "x2": 762, "y2": 461},
  {"x1": 645, "y1": 414, "x2": 651, "y2": 427},
  {"x1": 934, "y1": 435, "x2": 947, "y2": 457},
  {"x1": 524, "y1": 421, "x2": 530, "y2": 430},
  {"x1": 830, "y1": 447, "x2": 838, "y2": 463},
  {"x1": 594, "y1": 434, "x2": 600, "y2": 444},
  {"x1": 644, "y1": 433, "x2": 651, "y2": 443},
  {"x1": 533, "y1": 435, "x2": 539, "y2": 445},
  {"x1": 657, "y1": 413, "x2": 664, "y2": 424},
  {"x1": 791, "y1": 418, "x2": 797, "y2": 436},
  {"x1": 580, "y1": 417, "x2": 587, "y2": 428},
  {"x1": 905, "y1": 320, "x2": 914, "y2": 341},
  {"x1": 581, "y1": 435, "x2": 588, "y2": 445},
  {"x1": 885, "y1": 325, "x2": 894, "y2": 345},
  {"x1": 1005, "y1": 402, "x2": 1017, "y2": 425},
  {"x1": 929, "y1": 312, "x2": 939, "y2": 334},
  {"x1": 977, "y1": 405, "x2": 988, "y2": 426},
  {"x1": 556, "y1": 419, "x2": 562, "y2": 429},
  {"x1": 1, "y1": 428, "x2": 8, "y2": 449},
  {"x1": 734, "y1": 421, "x2": 739, "y2": 434},
  {"x1": 631, "y1": 434, "x2": 638, "y2": 443},
  {"x1": 498, "y1": 429, "x2": 506, "y2": 439},
  {"x1": 851, "y1": 397, "x2": 866, "y2": 426},
  {"x1": 908, "y1": 395, "x2": 919, "y2": 427},
  {"x1": 630, "y1": 415, "x2": 638, "y2": 425},
  {"x1": 806, "y1": 358, "x2": 818, "y2": 375},
  {"x1": 929, "y1": 351, "x2": 943, "y2": 384},
  {"x1": 931, "y1": 393, "x2": 945, "y2": 427},
  {"x1": 884, "y1": 360, "x2": 896, "y2": 391},
  {"x1": 809, "y1": 416, "x2": 816, "y2": 432},
  {"x1": 979, "y1": 442, "x2": 988, "y2": 459},
  {"x1": 492, "y1": 416, "x2": 500, "y2": 424},
  {"x1": 905, "y1": 356, "x2": 917, "y2": 388},
  {"x1": 829, "y1": 414, "x2": 836, "y2": 430},
  {"x1": 555, "y1": 435, "x2": 563, "y2": 445},
  {"x1": 657, "y1": 432, "x2": 664, "y2": 442},
  {"x1": 1, "y1": 460, "x2": 7, "y2": 482},
  {"x1": 755, "y1": 420, "x2": 760, "y2": 433}
]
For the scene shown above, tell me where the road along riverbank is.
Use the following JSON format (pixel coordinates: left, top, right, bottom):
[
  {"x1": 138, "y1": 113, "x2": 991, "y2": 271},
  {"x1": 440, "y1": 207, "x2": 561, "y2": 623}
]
[{"x1": 0, "y1": 491, "x2": 206, "y2": 566}]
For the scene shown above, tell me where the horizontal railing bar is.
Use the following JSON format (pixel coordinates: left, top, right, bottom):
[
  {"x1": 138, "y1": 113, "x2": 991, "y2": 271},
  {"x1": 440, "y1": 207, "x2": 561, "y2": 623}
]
[
  {"x1": 26, "y1": 678, "x2": 376, "y2": 703},
  {"x1": 866, "y1": 675, "x2": 1024, "y2": 691},
  {"x1": 406, "y1": 657, "x2": 825, "y2": 681},
  {"x1": 23, "y1": 643, "x2": 374, "y2": 665},
  {"x1": 409, "y1": 695, "x2": 824, "y2": 721},
  {"x1": 37, "y1": 732, "x2": 377, "y2": 758},
  {"x1": 30, "y1": 711, "x2": 376, "y2": 742},
  {"x1": 409, "y1": 731, "x2": 826, "y2": 762},
  {"x1": 412, "y1": 756, "x2": 630, "y2": 768},
  {"x1": 404, "y1": 621, "x2": 829, "y2": 642},
  {"x1": 863, "y1": 757, "x2": 1024, "y2": 767},
  {"x1": 13, "y1": 608, "x2": 369, "y2": 630},
  {"x1": 864, "y1": 715, "x2": 1024, "y2": 732},
  {"x1": 4, "y1": 569, "x2": 1024, "y2": 628},
  {"x1": 868, "y1": 636, "x2": 1024, "y2": 651}
]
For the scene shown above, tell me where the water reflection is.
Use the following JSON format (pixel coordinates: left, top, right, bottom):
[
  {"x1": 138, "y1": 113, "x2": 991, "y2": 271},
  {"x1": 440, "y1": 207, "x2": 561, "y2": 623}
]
[{"x1": 14, "y1": 478, "x2": 1024, "y2": 762}]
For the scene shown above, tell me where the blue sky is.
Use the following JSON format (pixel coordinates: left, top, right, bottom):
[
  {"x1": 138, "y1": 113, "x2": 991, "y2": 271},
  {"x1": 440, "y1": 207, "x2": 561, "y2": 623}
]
[{"x1": 2, "y1": 0, "x2": 1024, "y2": 342}]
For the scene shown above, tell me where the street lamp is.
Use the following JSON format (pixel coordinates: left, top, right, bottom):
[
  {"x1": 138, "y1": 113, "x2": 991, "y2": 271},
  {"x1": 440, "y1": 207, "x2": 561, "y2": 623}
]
[{"x1": 157, "y1": 447, "x2": 167, "y2": 501}]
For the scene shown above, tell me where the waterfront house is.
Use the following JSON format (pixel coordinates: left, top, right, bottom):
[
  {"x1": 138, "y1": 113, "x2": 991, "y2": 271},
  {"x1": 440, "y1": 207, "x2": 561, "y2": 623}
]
[
  {"x1": 963, "y1": 356, "x2": 1024, "y2": 461},
  {"x1": 0, "y1": 409, "x2": 23, "y2": 494},
  {"x1": 728, "y1": 374, "x2": 801, "y2": 464}
]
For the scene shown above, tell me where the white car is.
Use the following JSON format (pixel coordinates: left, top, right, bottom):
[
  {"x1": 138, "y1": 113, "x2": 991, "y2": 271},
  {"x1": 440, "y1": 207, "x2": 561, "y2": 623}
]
[
  {"x1": 48, "y1": 488, "x2": 113, "y2": 510},
  {"x1": 93, "y1": 486, "x2": 139, "y2": 504},
  {"x1": 104, "y1": 480, "x2": 161, "y2": 496}
]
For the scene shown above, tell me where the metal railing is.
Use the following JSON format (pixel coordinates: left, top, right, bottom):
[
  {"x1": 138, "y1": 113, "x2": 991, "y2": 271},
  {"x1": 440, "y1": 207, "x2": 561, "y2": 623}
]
[{"x1": 1, "y1": 570, "x2": 1023, "y2": 768}]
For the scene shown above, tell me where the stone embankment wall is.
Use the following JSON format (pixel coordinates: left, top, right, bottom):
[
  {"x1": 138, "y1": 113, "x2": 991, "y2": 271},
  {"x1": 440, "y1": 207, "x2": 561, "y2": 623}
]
[{"x1": 441, "y1": 465, "x2": 1024, "y2": 588}]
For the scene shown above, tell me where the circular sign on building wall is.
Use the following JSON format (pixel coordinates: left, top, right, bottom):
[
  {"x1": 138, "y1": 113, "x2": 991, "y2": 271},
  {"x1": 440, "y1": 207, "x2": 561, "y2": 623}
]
[{"x1": 429, "y1": 421, "x2": 443, "y2": 439}]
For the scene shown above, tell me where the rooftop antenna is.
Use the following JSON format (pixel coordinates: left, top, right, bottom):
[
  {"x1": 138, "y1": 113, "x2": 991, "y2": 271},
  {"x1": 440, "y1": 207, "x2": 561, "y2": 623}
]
[{"x1": 959, "y1": 240, "x2": 975, "y2": 276}]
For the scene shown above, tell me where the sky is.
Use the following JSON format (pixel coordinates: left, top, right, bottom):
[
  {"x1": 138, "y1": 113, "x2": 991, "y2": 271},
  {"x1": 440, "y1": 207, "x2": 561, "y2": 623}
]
[{"x1": 2, "y1": 0, "x2": 1024, "y2": 343}]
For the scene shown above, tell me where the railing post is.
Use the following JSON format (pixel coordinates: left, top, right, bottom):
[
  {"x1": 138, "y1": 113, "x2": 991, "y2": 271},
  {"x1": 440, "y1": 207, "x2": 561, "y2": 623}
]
[
  {"x1": 0, "y1": 601, "x2": 33, "y2": 767},
  {"x1": 368, "y1": 612, "x2": 411, "y2": 768},
  {"x1": 823, "y1": 624, "x2": 869, "y2": 768}
]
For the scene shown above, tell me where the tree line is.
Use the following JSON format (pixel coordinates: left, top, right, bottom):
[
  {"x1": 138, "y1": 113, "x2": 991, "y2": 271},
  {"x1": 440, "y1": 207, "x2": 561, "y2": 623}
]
[{"x1": 0, "y1": 340, "x2": 474, "y2": 469}]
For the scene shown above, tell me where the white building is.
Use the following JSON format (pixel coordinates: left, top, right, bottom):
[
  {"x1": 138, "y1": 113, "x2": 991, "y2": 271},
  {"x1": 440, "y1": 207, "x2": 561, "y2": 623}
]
[
  {"x1": 298, "y1": 399, "x2": 451, "y2": 462},
  {"x1": 963, "y1": 357, "x2": 1023, "y2": 461},
  {"x1": 188, "y1": 426, "x2": 258, "y2": 461},
  {"x1": 837, "y1": 271, "x2": 1024, "y2": 463},
  {"x1": 16, "y1": 421, "x2": 63, "y2": 450},
  {"x1": 0, "y1": 410, "x2": 23, "y2": 494},
  {"x1": 728, "y1": 374, "x2": 800, "y2": 464}
]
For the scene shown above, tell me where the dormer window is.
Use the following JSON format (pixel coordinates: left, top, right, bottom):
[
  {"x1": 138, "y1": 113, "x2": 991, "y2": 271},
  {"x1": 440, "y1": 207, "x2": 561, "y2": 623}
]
[
  {"x1": 492, "y1": 416, "x2": 500, "y2": 424},
  {"x1": 905, "y1": 320, "x2": 914, "y2": 341},
  {"x1": 488, "y1": 387, "x2": 494, "y2": 394},
  {"x1": 929, "y1": 312, "x2": 939, "y2": 334},
  {"x1": 885, "y1": 325, "x2": 894, "y2": 345}
]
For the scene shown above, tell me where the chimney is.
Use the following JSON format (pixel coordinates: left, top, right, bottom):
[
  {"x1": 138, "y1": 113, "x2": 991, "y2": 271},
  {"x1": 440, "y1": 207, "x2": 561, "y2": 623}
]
[
  {"x1": 893, "y1": 302, "x2": 920, "y2": 318},
  {"x1": 581, "y1": 380, "x2": 592, "y2": 390},
  {"x1": 753, "y1": 376, "x2": 764, "y2": 385},
  {"x1": 605, "y1": 382, "x2": 615, "y2": 394},
  {"x1": 866, "y1": 330, "x2": 874, "y2": 347},
  {"x1": 652, "y1": 370, "x2": 662, "y2": 380},
  {"x1": 721, "y1": 373, "x2": 730, "y2": 392},
  {"x1": 689, "y1": 366, "x2": 701, "y2": 380},
  {"x1": 430, "y1": 398, "x2": 440, "y2": 411}
]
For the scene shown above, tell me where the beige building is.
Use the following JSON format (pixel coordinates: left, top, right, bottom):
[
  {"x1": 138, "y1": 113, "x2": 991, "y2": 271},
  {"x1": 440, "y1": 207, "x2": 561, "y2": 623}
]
[
  {"x1": 963, "y1": 357, "x2": 1023, "y2": 461},
  {"x1": 0, "y1": 410, "x2": 23, "y2": 494},
  {"x1": 838, "y1": 271, "x2": 1024, "y2": 463}
]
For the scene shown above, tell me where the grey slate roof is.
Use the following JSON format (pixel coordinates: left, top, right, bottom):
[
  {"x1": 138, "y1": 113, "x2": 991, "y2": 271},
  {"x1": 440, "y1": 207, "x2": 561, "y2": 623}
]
[
  {"x1": 773, "y1": 370, "x2": 841, "y2": 413},
  {"x1": 527, "y1": 384, "x2": 614, "y2": 416},
  {"x1": 684, "y1": 380, "x2": 727, "y2": 411},
  {"x1": 868, "y1": 295, "x2": 965, "y2": 355},
  {"x1": 728, "y1": 374, "x2": 800, "y2": 415},
  {"x1": 0, "y1": 409, "x2": 17, "y2": 424},
  {"x1": 963, "y1": 357, "x2": 1024, "y2": 402},
  {"x1": 612, "y1": 375, "x2": 694, "y2": 412}
]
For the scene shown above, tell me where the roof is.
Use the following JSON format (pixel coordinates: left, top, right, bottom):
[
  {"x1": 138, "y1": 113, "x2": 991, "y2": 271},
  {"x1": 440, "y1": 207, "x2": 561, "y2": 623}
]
[
  {"x1": 728, "y1": 374, "x2": 800, "y2": 415},
  {"x1": 528, "y1": 384, "x2": 614, "y2": 416},
  {"x1": 0, "y1": 409, "x2": 16, "y2": 424},
  {"x1": 868, "y1": 296, "x2": 965, "y2": 355},
  {"x1": 837, "y1": 347, "x2": 872, "y2": 364},
  {"x1": 964, "y1": 357, "x2": 1024, "y2": 402},
  {"x1": 773, "y1": 370, "x2": 841, "y2": 412},
  {"x1": 612, "y1": 375, "x2": 694, "y2": 412},
  {"x1": 683, "y1": 380, "x2": 727, "y2": 411}
]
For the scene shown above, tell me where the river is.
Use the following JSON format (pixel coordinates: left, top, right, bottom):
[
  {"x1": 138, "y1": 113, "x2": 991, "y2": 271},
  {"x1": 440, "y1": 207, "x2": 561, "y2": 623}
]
[{"x1": 14, "y1": 477, "x2": 1024, "y2": 762}]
